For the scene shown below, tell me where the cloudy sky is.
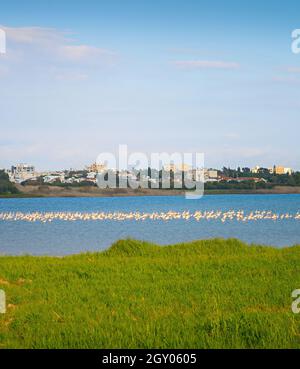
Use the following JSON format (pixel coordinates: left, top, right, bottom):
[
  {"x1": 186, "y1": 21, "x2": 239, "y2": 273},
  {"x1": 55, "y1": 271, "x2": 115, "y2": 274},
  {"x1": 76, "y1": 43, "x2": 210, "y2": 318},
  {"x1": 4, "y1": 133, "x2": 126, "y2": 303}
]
[{"x1": 0, "y1": 0, "x2": 300, "y2": 170}]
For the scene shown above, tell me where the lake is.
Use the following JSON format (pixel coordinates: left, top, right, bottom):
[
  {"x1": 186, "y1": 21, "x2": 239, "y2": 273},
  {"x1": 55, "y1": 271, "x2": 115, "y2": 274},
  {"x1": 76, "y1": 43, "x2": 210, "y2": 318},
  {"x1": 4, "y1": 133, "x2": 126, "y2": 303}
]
[{"x1": 0, "y1": 194, "x2": 300, "y2": 255}]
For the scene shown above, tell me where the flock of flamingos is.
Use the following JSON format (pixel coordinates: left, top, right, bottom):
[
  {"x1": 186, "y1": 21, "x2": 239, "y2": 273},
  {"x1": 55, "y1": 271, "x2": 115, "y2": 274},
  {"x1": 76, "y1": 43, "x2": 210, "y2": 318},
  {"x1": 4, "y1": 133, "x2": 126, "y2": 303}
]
[{"x1": 0, "y1": 210, "x2": 300, "y2": 223}]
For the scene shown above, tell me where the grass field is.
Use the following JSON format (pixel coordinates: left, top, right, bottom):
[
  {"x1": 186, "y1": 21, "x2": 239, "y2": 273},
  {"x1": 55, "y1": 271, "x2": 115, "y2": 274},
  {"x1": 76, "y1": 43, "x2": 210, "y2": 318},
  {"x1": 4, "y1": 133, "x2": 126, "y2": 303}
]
[{"x1": 0, "y1": 238, "x2": 300, "y2": 349}]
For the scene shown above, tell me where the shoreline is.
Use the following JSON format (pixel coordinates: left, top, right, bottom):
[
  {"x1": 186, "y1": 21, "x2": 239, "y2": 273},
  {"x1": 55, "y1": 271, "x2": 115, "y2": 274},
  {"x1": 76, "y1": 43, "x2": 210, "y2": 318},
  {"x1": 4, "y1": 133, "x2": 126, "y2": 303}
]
[
  {"x1": 1, "y1": 185, "x2": 300, "y2": 199},
  {"x1": 0, "y1": 237, "x2": 298, "y2": 258}
]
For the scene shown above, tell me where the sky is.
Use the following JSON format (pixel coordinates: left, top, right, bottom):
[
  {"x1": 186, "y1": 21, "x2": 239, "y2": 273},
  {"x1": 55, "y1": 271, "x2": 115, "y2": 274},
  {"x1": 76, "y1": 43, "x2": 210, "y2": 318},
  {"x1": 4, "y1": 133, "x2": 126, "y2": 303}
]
[{"x1": 0, "y1": 0, "x2": 300, "y2": 171}]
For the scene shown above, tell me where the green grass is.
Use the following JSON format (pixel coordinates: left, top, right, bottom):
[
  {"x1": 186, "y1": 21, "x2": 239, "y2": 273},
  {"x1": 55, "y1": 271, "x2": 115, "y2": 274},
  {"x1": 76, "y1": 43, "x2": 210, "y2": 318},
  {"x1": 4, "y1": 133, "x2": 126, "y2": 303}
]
[{"x1": 1, "y1": 238, "x2": 300, "y2": 349}]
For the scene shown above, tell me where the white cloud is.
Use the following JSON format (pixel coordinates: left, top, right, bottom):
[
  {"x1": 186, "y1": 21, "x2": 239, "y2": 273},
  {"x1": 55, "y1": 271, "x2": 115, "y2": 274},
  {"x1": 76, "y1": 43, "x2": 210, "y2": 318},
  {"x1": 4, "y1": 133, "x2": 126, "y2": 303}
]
[
  {"x1": 58, "y1": 45, "x2": 115, "y2": 63},
  {"x1": 2, "y1": 26, "x2": 66, "y2": 45},
  {"x1": 0, "y1": 25, "x2": 117, "y2": 67},
  {"x1": 173, "y1": 60, "x2": 240, "y2": 70}
]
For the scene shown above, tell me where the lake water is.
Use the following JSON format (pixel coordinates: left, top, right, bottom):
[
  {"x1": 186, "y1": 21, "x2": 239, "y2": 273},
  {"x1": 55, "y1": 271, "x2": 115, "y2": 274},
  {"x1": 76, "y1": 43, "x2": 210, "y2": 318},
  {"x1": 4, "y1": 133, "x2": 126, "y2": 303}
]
[{"x1": 0, "y1": 194, "x2": 300, "y2": 255}]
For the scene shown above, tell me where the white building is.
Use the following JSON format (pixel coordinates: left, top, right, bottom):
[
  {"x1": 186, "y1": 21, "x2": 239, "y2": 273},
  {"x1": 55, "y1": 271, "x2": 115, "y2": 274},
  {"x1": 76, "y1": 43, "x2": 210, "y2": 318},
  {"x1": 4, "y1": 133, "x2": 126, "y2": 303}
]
[
  {"x1": 87, "y1": 172, "x2": 97, "y2": 179},
  {"x1": 204, "y1": 169, "x2": 218, "y2": 182},
  {"x1": 251, "y1": 166, "x2": 261, "y2": 174},
  {"x1": 191, "y1": 169, "x2": 218, "y2": 183},
  {"x1": 43, "y1": 174, "x2": 65, "y2": 184},
  {"x1": 10, "y1": 163, "x2": 37, "y2": 183},
  {"x1": 283, "y1": 167, "x2": 293, "y2": 175}
]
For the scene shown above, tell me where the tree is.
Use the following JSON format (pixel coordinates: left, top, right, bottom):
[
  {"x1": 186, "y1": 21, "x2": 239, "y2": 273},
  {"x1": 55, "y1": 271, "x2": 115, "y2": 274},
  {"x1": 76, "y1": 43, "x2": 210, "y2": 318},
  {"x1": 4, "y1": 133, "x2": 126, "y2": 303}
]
[{"x1": 0, "y1": 170, "x2": 19, "y2": 194}]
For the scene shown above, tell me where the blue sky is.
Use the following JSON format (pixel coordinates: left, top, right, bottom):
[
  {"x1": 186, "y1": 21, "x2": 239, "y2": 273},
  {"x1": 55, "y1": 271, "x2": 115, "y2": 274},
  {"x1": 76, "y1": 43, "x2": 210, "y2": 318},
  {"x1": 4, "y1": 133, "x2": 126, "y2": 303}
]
[{"x1": 0, "y1": 0, "x2": 300, "y2": 170}]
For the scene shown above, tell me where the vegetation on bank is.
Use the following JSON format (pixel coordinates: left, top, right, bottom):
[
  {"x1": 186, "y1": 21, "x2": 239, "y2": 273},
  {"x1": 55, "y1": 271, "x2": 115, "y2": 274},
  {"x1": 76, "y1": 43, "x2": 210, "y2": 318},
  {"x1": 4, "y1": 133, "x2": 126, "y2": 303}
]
[
  {"x1": 2, "y1": 185, "x2": 300, "y2": 198},
  {"x1": 0, "y1": 171, "x2": 19, "y2": 196},
  {"x1": 0, "y1": 239, "x2": 300, "y2": 349},
  {"x1": 222, "y1": 166, "x2": 300, "y2": 186}
]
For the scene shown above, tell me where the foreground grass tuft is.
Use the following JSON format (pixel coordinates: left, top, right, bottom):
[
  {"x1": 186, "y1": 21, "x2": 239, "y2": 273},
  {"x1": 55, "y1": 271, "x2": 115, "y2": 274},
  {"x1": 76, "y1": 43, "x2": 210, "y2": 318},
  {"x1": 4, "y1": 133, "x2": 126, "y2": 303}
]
[{"x1": 0, "y1": 238, "x2": 300, "y2": 349}]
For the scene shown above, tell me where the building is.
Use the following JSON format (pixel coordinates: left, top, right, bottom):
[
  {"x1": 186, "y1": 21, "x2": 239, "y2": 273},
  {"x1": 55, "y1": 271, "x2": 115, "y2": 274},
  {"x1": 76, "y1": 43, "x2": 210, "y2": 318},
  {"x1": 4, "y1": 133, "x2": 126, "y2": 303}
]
[
  {"x1": 163, "y1": 163, "x2": 176, "y2": 172},
  {"x1": 11, "y1": 163, "x2": 35, "y2": 175},
  {"x1": 252, "y1": 165, "x2": 293, "y2": 175},
  {"x1": 251, "y1": 165, "x2": 261, "y2": 174},
  {"x1": 251, "y1": 166, "x2": 261, "y2": 174},
  {"x1": 178, "y1": 163, "x2": 191, "y2": 172},
  {"x1": 235, "y1": 177, "x2": 267, "y2": 183},
  {"x1": 10, "y1": 163, "x2": 37, "y2": 183},
  {"x1": 43, "y1": 173, "x2": 66, "y2": 184},
  {"x1": 221, "y1": 176, "x2": 267, "y2": 183},
  {"x1": 273, "y1": 166, "x2": 293, "y2": 175},
  {"x1": 191, "y1": 169, "x2": 218, "y2": 183},
  {"x1": 86, "y1": 172, "x2": 97, "y2": 179},
  {"x1": 163, "y1": 163, "x2": 191, "y2": 172},
  {"x1": 204, "y1": 169, "x2": 218, "y2": 182},
  {"x1": 251, "y1": 166, "x2": 271, "y2": 174},
  {"x1": 87, "y1": 163, "x2": 107, "y2": 173}
]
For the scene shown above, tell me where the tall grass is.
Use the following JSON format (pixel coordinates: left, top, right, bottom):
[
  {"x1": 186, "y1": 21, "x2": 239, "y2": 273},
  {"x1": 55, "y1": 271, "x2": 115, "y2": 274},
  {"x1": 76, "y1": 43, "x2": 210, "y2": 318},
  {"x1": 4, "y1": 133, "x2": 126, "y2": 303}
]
[{"x1": 0, "y1": 238, "x2": 300, "y2": 348}]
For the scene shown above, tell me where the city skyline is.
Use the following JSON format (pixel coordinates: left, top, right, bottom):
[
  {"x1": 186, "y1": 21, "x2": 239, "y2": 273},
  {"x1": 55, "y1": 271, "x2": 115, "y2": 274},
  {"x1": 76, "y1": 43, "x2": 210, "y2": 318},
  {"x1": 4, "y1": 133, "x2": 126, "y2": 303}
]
[
  {"x1": 3, "y1": 161, "x2": 295, "y2": 175},
  {"x1": 0, "y1": 0, "x2": 300, "y2": 171}
]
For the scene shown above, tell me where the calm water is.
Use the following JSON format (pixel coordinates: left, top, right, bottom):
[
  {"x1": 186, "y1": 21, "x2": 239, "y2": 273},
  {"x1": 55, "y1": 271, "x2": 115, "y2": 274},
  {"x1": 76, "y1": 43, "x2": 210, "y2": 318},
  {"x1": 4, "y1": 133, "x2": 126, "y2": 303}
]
[{"x1": 0, "y1": 194, "x2": 300, "y2": 255}]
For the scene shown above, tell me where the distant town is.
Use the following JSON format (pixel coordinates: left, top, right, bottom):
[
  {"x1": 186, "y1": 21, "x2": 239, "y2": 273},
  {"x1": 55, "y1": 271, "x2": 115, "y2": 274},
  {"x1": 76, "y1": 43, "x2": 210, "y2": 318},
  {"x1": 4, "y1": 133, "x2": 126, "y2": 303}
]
[{"x1": 1, "y1": 163, "x2": 297, "y2": 187}]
